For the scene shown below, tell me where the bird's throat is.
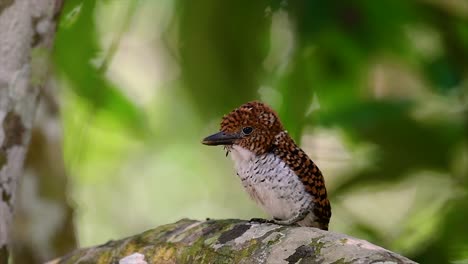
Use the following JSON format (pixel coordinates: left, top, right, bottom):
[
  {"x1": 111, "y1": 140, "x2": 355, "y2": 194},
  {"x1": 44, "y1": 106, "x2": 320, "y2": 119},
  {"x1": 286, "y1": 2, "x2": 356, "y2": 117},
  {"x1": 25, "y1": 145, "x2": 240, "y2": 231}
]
[{"x1": 229, "y1": 145, "x2": 256, "y2": 168}]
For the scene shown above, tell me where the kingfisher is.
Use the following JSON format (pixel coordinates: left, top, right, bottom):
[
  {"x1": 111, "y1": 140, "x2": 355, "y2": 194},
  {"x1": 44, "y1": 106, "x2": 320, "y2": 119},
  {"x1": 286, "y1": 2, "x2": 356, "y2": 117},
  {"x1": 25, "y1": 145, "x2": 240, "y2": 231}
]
[{"x1": 202, "y1": 101, "x2": 331, "y2": 230}]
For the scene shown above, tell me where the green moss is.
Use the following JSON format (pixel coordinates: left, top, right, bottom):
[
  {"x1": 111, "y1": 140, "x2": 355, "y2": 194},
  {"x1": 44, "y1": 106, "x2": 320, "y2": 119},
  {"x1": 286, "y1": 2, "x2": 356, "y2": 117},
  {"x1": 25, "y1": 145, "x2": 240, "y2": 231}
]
[
  {"x1": 339, "y1": 238, "x2": 348, "y2": 244},
  {"x1": 235, "y1": 239, "x2": 260, "y2": 261},
  {"x1": 178, "y1": 221, "x2": 266, "y2": 264},
  {"x1": 213, "y1": 240, "x2": 257, "y2": 263},
  {"x1": 203, "y1": 236, "x2": 218, "y2": 245},
  {"x1": 96, "y1": 250, "x2": 113, "y2": 264},
  {"x1": 309, "y1": 235, "x2": 326, "y2": 254},
  {"x1": 179, "y1": 234, "x2": 231, "y2": 264},
  {"x1": 265, "y1": 233, "x2": 283, "y2": 247},
  {"x1": 150, "y1": 246, "x2": 177, "y2": 263},
  {"x1": 140, "y1": 219, "x2": 197, "y2": 243}
]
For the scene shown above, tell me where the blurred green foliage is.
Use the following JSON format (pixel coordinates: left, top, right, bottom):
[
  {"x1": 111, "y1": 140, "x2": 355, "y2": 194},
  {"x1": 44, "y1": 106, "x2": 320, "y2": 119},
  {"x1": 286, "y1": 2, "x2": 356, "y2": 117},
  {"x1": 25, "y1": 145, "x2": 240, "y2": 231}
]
[
  {"x1": 55, "y1": 0, "x2": 144, "y2": 131},
  {"x1": 54, "y1": 0, "x2": 467, "y2": 263}
]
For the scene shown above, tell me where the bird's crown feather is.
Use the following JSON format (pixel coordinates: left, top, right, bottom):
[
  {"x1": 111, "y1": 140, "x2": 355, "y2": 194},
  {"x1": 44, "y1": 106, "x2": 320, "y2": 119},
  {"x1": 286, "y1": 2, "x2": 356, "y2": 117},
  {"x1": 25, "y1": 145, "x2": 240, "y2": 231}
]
[{"x1": 220, "y1": 101, "x2": 285, "y2": 154}]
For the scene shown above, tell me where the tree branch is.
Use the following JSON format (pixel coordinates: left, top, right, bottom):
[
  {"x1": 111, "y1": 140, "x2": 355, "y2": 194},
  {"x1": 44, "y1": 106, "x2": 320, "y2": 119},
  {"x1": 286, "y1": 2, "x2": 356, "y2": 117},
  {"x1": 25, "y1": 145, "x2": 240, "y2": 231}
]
[
  {"x1": 50, "y1": 219, "x2": 416, "y2": 264},
  {"x1": 0, "y1": 1, "x2": 63, "y2": 263}
]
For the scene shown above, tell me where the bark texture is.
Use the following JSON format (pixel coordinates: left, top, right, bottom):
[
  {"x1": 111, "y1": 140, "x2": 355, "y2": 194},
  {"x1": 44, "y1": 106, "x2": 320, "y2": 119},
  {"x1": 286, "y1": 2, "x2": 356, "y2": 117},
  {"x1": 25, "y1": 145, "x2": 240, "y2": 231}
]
[
  {"x1": 0, "y1": 0, "x2": 63, "y2": 263},
  {"x1": 12, "y1": 82, "x2": 77, "y2": 264},
  {"x1": 51, "y1": 219, "x2": 416, "y2": 264}
]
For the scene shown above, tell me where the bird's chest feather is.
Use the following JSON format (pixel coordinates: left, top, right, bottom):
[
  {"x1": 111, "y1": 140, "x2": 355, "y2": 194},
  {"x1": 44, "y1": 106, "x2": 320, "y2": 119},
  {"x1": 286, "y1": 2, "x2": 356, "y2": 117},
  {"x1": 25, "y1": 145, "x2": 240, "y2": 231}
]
[{"x1": 229, "y1": 145, "x2": 312, "y2": 220}]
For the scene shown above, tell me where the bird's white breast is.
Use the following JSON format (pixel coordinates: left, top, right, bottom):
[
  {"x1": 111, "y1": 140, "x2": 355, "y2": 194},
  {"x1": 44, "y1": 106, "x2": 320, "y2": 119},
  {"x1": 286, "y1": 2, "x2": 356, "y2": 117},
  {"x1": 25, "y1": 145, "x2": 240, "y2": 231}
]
[{"x1": 229, "y1": 145, "x2": 312, "y2": 220}]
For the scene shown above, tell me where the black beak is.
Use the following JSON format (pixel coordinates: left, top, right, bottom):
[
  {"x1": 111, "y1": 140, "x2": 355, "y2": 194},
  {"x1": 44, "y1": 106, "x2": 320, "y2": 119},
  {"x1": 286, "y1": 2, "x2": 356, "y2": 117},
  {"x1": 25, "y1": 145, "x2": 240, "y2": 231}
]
[{"x1": 202, "y1": 131, "x2": 241, "y2": 146}]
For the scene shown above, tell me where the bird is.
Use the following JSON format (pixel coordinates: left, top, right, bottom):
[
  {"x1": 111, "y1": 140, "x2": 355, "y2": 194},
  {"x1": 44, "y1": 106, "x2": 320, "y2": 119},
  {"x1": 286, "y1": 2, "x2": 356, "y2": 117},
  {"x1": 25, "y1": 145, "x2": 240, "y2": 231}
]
[{"x1": 202, "y1": 101, "x2": 331, "y2": 230}]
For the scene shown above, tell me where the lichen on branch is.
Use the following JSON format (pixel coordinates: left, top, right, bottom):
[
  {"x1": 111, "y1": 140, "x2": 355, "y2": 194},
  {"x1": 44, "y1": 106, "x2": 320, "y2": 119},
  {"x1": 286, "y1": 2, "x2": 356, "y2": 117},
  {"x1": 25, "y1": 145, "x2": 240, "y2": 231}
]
[{"x1": 50, "y1": 219, "x2": 416, "y2": 264}]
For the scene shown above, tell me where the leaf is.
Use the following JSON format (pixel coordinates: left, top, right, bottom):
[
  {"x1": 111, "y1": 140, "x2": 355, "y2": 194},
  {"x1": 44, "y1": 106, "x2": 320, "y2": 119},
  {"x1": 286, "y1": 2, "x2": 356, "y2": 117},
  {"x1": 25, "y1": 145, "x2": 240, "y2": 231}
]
[
  {"x1": 54, "y1": 0, "x2": 144, "y2": 131},
  {"x1": 316, "y1": 100, "x2": 464, "y2": 194}
]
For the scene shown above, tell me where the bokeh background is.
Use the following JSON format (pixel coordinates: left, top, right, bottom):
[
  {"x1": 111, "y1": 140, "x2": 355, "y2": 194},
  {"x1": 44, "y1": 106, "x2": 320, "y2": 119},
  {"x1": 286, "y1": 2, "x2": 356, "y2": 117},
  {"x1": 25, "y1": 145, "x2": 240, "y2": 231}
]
[{"x1": 14, "y1": 0, "x2": 468, "y2": 263}]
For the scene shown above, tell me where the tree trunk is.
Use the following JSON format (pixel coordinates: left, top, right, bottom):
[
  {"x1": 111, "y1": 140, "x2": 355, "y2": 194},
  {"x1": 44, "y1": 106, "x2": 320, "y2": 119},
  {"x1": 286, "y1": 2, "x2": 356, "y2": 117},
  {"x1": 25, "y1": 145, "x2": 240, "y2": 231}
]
[
  {"x1": 0, "y1": 1, "x2": 63, "y2": 263},
  {"x1": 12, "y1": 81, "x2": 77, "y2": 264},
  {"x1": 50, "y1": 219, "x2": 416, "y2": 264}
]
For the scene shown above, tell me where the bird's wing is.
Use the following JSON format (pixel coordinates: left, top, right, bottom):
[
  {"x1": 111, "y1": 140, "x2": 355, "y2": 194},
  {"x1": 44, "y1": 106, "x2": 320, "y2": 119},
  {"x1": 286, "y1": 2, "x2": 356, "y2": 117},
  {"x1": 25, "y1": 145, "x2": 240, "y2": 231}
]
[{"x1": 272, "y1": 133, "x2": 331, "y2": 229}]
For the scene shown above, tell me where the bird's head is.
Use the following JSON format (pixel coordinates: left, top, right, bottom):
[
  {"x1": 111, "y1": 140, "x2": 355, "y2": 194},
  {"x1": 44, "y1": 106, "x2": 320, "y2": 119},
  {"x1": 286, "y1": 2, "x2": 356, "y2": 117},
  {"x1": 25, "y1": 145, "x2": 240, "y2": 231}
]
[{"x1": 202, "y1": 101, "x2": 284, "y2": 155}]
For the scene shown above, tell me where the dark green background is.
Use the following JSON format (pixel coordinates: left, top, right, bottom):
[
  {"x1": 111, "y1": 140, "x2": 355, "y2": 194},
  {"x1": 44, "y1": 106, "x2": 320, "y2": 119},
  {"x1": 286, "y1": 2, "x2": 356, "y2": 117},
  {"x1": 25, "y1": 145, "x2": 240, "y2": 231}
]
[{"x1": 53, "y1": 1, "x2": 468, "y2": 263}]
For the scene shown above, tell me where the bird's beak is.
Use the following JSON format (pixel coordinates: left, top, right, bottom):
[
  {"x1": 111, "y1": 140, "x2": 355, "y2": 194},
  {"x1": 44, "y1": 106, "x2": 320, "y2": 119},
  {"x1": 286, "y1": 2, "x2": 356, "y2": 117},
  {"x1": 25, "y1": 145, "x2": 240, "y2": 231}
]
[{"x1": 202, "y1": 131, "x2": 241, "y2": 146}]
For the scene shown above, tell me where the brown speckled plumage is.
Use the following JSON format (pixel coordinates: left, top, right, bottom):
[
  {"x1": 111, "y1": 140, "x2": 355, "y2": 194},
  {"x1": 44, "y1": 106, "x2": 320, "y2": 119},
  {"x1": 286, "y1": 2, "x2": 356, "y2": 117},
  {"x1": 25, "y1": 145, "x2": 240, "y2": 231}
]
[
  {"x1": 204, "y1": 101, "x2": 331, "y2": 230},
  {"x1": 272, "y1": 131, "x2": 331, "y2": 229},
  {"x1": 220, "y1": 101, "x2": 284, "y2": 155}
]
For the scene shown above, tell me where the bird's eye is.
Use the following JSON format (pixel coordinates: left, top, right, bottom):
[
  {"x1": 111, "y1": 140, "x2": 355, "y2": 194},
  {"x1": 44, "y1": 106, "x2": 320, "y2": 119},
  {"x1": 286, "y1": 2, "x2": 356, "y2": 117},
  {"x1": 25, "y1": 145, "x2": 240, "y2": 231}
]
[{"x1": 242, "y1": 127, "x2": 254, "y2": 135}]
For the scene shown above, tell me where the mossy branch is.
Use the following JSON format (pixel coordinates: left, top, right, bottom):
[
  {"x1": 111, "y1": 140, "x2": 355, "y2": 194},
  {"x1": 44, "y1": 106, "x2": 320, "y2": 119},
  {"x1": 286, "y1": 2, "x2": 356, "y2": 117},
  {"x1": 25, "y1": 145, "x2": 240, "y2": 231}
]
[{"x1": 50, "y1": 219, "x2": 416, "y2": 264}]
